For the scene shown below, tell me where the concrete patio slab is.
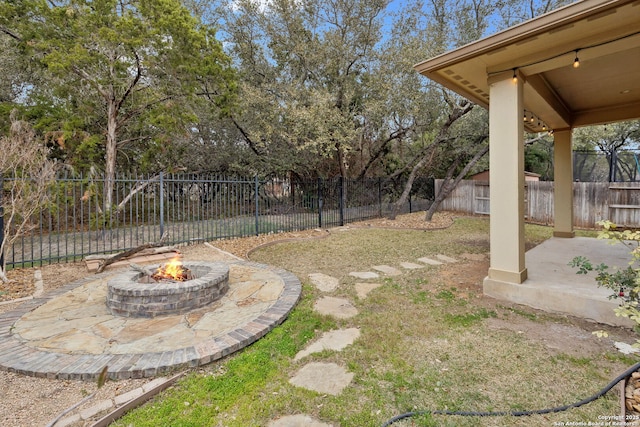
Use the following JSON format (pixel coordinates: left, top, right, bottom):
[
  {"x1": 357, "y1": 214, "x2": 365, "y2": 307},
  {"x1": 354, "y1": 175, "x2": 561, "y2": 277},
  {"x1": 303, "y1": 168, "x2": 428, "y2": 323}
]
[{"x1": 484, "y1": 236, "x2": 635, "y2": 327}]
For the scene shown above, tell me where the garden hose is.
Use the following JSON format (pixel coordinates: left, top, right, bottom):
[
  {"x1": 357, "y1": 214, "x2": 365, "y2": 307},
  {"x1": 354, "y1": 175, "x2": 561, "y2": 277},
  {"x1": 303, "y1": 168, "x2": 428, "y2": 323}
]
[{"x1": 381, "y1": 360, "x2": 640, "y2": 426}]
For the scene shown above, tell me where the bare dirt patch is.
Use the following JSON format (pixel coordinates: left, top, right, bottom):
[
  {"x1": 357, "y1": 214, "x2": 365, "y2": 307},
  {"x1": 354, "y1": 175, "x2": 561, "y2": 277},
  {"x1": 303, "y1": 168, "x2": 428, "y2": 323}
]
[{"x1": 436, "y1": 256, "x2": 637, "y2": 358}]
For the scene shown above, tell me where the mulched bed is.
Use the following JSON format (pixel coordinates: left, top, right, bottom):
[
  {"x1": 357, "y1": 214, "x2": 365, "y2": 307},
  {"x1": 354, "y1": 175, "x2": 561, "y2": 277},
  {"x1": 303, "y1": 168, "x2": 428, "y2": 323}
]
[{"x1": 0, "y1": 269, "x2": 36, "y2": 302}]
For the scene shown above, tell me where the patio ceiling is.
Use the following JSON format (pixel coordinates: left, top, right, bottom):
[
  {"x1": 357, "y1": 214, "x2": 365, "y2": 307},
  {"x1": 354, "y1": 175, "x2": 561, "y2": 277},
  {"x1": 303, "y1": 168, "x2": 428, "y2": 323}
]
[{"x1": 413, "y1": 0, "x2": 640, "y2": 133}]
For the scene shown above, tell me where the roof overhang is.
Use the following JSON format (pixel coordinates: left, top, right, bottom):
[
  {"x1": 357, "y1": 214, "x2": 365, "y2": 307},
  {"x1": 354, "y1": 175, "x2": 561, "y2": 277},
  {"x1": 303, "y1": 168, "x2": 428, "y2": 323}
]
[{"x1": 414, "y1": 0, "x2": 640, "y2": 132}]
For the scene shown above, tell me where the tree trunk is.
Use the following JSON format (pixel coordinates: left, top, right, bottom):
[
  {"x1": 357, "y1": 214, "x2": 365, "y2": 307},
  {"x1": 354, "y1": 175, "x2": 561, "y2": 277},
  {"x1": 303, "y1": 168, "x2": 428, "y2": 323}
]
[
  {"x1": 387, "y1": 100, "x2": 475, "y2": 220},
  {"x1": 0, "y1": 267, "x2": 9, "y2": 283},
  {"x1": 104, "y1": 97, "x2": 118, "y2": 218},
  {"x1": 336, "y1": 142, "x2": 349, "y2": 215},
  {"x1": 425, "y1": 142, "x2": 489, "y2": 221},
  {"x1": 387, "y1": 146, "x2": 436, "y2": 220}
]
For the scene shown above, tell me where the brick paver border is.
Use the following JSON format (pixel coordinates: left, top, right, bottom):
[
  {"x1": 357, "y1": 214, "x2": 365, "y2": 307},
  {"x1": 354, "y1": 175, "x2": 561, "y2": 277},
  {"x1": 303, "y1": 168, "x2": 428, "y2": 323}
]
[{"x1": 0, "y1": 261, "x2": 301, "y2": 381}]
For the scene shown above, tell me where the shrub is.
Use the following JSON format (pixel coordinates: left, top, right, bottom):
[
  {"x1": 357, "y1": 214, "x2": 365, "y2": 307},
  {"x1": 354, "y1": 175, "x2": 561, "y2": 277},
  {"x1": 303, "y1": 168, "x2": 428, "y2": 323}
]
[{"x1": 569, "y1": 220, "x2": 640, "y2": 341}]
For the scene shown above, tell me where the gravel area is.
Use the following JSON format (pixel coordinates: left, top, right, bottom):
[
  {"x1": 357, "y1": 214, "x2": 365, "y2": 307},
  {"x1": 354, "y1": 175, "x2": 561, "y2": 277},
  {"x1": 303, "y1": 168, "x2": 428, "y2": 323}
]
[{"x1": 0, "y1": 211, "x2": 456, "y2": 427}]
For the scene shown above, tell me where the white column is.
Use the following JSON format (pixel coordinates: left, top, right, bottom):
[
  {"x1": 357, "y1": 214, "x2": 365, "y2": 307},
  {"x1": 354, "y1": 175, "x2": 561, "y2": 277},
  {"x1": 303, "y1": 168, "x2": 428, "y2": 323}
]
[
  {"x1": 485, "y1": 72, "x2": 527, "y2": 284},
  {"x1": 553, "y1": 129, "x2": 575, "y2": 237}
]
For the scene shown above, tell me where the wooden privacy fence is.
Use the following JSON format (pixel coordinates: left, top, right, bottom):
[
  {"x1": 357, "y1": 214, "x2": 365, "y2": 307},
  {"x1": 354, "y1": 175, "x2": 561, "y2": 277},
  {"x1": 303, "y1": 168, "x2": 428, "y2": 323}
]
[{"x1": 435, "y1": 180, "x2": 640, "y2": 229}]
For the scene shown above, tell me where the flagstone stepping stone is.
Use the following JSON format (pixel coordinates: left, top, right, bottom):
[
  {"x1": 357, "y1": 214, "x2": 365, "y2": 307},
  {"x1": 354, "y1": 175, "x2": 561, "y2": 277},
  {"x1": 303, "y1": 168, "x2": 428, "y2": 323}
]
[
  {"x1": 269, "y1": 415, "x2": 333, "y2": 427},
  {"x1": 294, "y1": 328, "x2": 361, "y2": 361},
  {"x1": 417, "y1": 257, "x2": 443, "y2": 266},
  {"x1": 461, "y1": 252, "x2": 487, "y2": 261},
  {"x1": 400, "y1": 262, "x2": 424, "y2": 269},
  {"x1": 355, "y1": 282, "x2": 382, "y2": 299},
  {"x1": 349, "y1": 271, "x2": 379, "y2": 279},
  {"x1": 289, "y1": 362, "x2": 354, "y2": 395},
  {"x1": 308, "y1": 273, "x2": 340, "y2": 292},
  {"x1": 313, "y1": 297, "x2": 358, "y2": 319},
  {"x1": 436, "y1": 254, "x2": 458, "y2": 263},
  {"x1": 372, "y1": 265, "x2": 402, "y2": 276}
]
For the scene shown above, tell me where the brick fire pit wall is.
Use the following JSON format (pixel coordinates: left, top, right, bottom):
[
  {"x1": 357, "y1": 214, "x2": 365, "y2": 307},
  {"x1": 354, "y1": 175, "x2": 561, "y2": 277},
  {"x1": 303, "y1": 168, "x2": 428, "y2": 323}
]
[{"x1": 106, "y1": 261, "x2": 230, "y2": 318}]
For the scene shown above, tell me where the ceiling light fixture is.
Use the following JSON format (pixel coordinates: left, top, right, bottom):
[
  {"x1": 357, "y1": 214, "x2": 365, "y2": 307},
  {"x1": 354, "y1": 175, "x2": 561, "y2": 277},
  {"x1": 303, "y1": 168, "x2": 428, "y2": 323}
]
[
  {"x1": 512, "y1": 68, "x2": 518, "y2": 83},
  {"x1": 573, "y1": 50, "x2": 580, "y2": 68}
]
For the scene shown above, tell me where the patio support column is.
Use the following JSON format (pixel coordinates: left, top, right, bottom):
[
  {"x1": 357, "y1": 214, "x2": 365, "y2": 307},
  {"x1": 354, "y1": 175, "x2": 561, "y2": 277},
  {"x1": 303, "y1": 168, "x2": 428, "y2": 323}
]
[
  {"x1": 485, "y1": 71, "x2": 527, "y2": 285},
  {"x1": 553, "y1": 129, "x2": 575, "y2": 238}
]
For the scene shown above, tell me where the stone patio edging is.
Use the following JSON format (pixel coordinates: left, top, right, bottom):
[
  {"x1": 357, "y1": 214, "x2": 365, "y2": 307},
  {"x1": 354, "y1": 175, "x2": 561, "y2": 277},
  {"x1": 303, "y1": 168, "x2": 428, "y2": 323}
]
[{"x1": 0, "y1": 260, "x2": 301, "y2": 381}]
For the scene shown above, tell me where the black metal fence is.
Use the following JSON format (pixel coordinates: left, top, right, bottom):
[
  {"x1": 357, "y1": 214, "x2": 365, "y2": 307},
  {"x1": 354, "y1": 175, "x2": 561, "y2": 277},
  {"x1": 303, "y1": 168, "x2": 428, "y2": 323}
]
[
  {"x1": 574, "y1": 150, "x2": 640, "y2": 182},
  {"x1": 1, "y1": 173, "x2": 434, "y2": 268}
]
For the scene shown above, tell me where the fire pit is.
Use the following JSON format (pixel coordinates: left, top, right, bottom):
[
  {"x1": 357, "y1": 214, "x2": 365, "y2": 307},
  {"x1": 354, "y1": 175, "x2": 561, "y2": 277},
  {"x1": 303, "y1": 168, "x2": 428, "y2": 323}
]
[{"x1": 106, "y1": 260, "x2": 230, "y2": 318}]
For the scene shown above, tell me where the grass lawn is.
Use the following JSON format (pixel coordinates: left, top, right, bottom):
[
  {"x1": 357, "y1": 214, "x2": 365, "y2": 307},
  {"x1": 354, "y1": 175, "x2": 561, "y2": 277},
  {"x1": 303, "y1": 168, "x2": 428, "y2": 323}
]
[{"x1": 113, "y1": 216, "x2": 636, "y2": 427}]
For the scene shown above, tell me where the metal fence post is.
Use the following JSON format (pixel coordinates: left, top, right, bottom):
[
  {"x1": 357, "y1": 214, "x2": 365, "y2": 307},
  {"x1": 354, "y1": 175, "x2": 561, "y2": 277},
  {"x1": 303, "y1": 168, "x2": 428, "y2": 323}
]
[
  {"x1": 255, "y1": 175, "x2": 260, "y2": 236},
  {"x1": 339, "y1": 176, "x2": 344, "y2": 226},
  {"x1": 609, "y1": 150, "x2": 618, "y2": 182},
  {"x1": 0, "y1": 173, "x2": 4, "y2": 269},
  {"x1": 317, "y1": 177, "x2": 323, "y2": 228},
  {"x1": 378, "y1": 177, "x2": 382, "y2": 217},
  {"x1": 409, "y1": 192, "x2": 413, "y2": 213},
  {"x1": 159, "y1": 172, "x2": 164, "y2": 238}
]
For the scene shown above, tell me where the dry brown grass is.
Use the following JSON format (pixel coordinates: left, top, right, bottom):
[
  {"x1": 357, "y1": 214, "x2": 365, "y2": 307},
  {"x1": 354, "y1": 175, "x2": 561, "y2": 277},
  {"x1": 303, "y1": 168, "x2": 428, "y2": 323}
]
[{"x1": 1, "y1": 212, "x2": 635, "y2": 427}]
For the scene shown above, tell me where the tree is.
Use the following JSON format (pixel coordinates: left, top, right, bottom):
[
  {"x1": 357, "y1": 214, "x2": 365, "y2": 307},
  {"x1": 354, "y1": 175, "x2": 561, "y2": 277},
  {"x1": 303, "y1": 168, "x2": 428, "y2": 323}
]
[
  {"x1": 2, "y1": 0, "x2": 237, "y2": 213},
  {"x1": 385, "y1": 0, "x2": 576, "y2": 221},
  {"x1": 381, "y1": 0, "x2": 491, "y2": 220},
  {"x1": 574, "y1": 121, "x2": 640, "y2": 181},
  {"x1": 217, "y1": 0, "x2": 402, "y2": 179},
  {"x1": 524, "y1": 136, "x2": 554, "y2": 180},
  {"x1": 0, "y1": 111, "x2": 57, "y2": 282}
]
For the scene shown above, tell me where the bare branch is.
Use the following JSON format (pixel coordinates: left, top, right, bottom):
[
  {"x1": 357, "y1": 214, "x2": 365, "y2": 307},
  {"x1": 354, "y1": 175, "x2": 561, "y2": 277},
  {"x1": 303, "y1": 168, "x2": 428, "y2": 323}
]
[
  {"x1": 0, "y1": 26, "x2": 22, "y2": 41},
  {"x1": 0, "y1": 113, "x2": 57, "y2": 281},
  {"x1": 116, "y1": 50, "x2": 142, "y2": 111}
]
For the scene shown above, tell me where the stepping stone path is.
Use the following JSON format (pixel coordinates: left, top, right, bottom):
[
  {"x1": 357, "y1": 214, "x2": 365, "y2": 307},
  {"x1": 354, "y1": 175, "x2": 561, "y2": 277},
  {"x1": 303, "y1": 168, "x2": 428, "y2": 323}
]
[
  {"x1": 355, "y1": 282, "x2": 382, "y2": 299},
  {"x1": 372, "y1": 265, "x2": 402, "y2": 276},
  {"x1": 294, "y1": 328, "x2": 361, "y2": 361},
  {"x1": 308, "y1": 273, "x2": 340, "y2": 292},
  {"x1": 313, "y1": 296, "x2": 358, "y2": 319},
  {"x1": 269, "y1": 415, "x2": 333, "y2": 427},
  {"x1": 289, "y1": 362, "x2": 354, "y2": 395},
  {"x1": 400, "y1": 261, "x2": 424, "y2": 269},
  {"x1": 274, "y1": 253, "x2": 460, "y2": 424},
  {"x1": 436, "y1": 254, "x2": 458, "y2": 263},
  {"x1": 417, "y1": 257, "x2": 443, "y2": 266},
  {"x1": 349, "y1": 271, "x2": 379, "y2": 279}
]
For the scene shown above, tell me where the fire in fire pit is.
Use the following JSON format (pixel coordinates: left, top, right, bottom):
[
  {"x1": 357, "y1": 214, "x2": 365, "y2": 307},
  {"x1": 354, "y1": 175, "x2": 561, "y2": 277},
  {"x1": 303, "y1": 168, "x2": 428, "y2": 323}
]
[{"x1": 151, "y1": 257, "x2": 193, "y2": 282}]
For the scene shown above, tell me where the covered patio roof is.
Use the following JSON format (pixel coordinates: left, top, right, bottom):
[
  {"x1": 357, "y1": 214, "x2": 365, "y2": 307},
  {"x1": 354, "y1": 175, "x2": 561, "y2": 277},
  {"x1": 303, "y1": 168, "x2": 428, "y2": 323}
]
[
  {"x1": 414, "y1": 0, "x2": 640, "y2": 132},
  {"x1": 413, "y1": 0, "x2": 640, "y2": 326}
]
